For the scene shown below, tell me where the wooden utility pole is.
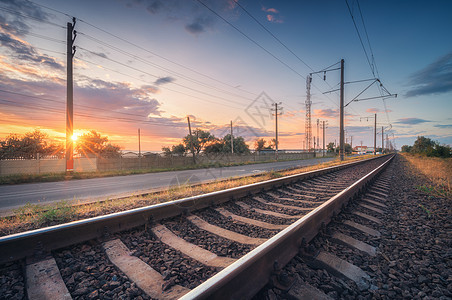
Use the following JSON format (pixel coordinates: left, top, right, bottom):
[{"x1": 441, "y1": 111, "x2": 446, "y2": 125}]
[
  {"x1": 374, "y1": 113, "x2": 377, "y2": 155},
  {"x1": 382, "y1": 126, "x2": 384, "y2": 154},
  {"x1": 322, "y1": 121, "x2": 326, "y2": 157},
  {"x1": 66, "y1": 18, "x2": 76, "y2": 172},
  {"x1": 187, "y1": 116, "x2": 196, "y2": 164},
  {"x1": 339, "y1": 59, "x2": 345, "y2": 161},
  {"x1": 138, "y1": 128, "x2": 141, "y2": 157},
  {"x1": 272, "y1": 102, "x2": 283, "y2": 160},
  {"x1": 230, "y1": 120, "x2": 234, "y2": 154},
  {"x1": 138, "y1": 128, "x2": 141, "y2": 168}
]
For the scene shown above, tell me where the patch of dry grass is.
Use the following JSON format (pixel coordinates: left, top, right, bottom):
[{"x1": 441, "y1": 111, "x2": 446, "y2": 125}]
[
  {"x1": 402, "y1": 153, "x2": 451, "y2": 198},
  {"x1": 0, "y1": 154, "x2": 375, "y2": 237}
]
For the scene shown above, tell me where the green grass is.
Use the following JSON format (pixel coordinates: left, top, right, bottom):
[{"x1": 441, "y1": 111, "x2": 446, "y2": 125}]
[{"x1": 13, "y1": 201, "x2": 76, "y2": 226}]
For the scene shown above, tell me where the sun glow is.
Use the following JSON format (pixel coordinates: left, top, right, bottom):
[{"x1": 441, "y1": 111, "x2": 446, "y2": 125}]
[{"x1": 71, "y1": 134, "x2": 78, "y2": 142}]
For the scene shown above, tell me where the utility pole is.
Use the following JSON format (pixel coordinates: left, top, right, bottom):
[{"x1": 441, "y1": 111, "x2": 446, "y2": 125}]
[
  {"x1": 138, "y1": 128, "x2": 141, "y2": 157},
  {"x1": 339, "y1": 59, "x2": 345, "y2": 161},
  {"x1": 313, "y1": 137, "x2": 316, "y2": 154},
  {"x1": 187, "y1": 116, "x2": 196, "y2": 164},
  {"x1": 350, "y1": 136, "x2": 353, "y2": 150},
  {"x1": 381, "y1": 126, "x2": 384, "y2": 154},
  {"x1": 138, "y1": 128, "x2": 141, "y2": 168},
  {"x1": 374, "y1": 113, "x2": 377, "y2": 155},
  {"x1": 66, "y1": 18, "x2": 76, "y2": 172},
  {"x1": 322, "y1": 120, "x2": 326, "y2": 157},
  {"x1": 305, "y1": 75, "x2": 312, "y2": 151},
  {"x1": 230, "y1": 120, "x2": 234, "y2": 154},
  {"x1": 386, "y1": 134, "x2": 389, "y2": 153},
  {"x1": 272, "y1": 102, "x2": 283, "y2": 160},
  {"x1": 316, "y1": 119, "x2": 320, "y2": 152}
]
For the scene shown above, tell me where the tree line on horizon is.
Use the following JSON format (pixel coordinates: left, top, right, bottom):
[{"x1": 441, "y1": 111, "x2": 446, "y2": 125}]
[
  {"x1": 401, "y1": 136, "x2": 451, "y2": 158},
  {"x1": 0, "y1": 128, "x2": 283, "y2": 160},
  {"x1": 161, "y1": 129, "x2": 281, "y2": 156},
  {"x1": 0, "y1": 129, "x2": 121, "y2": 159}
]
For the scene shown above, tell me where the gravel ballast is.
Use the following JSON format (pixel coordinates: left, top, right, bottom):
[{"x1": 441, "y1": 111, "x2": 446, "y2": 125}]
[{"x1": 256, "y1": 155, "x2": 452, "y2": 299}]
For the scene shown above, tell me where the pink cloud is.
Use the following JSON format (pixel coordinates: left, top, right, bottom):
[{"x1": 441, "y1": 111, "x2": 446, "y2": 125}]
[
  {"x1": 313, "y1": 108, "x2": 339, "y2": 119},
  {"x1": 265, "y1": 8, "x2": 279, "y2": 13},
  {"x1": 266, "y1": 14, "x2": 283, "y2": 23}
]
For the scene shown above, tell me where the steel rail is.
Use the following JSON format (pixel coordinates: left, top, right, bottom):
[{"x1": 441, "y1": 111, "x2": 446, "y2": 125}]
[
  {"x1": 0, "y1": 155, "x2": 390, "y2": 264},
  {"x1": 180, "y1": 154, "x2": 395, "y2": 299}
]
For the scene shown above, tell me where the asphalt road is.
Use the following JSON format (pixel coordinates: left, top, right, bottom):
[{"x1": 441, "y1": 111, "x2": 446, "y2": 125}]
[{"x1": 0, "y1": 157, "x2": 336, "y2": 215}]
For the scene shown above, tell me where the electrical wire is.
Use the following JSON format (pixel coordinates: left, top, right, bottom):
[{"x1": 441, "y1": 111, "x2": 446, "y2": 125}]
[
  {"x1": 344, "y1": 0, "x2": 374, "y2": 77},
  {"x1": 77, "y1": 32, "x2": 256, "y2": 102},
  {"x1": 0, "y1": 6, "x2": 65, "y2": 29},
  {"x1": 28, "y1": 0, "x2": 264, "y2": 98},
  {"x1": 76, "y1": 47, "x2": 249, "y2": 108},
  {"x1": 0, "y1": 99, "x2": 187, "y2": 127},
  {"x1": 26, "y1": 0, "x2": 334, "y2": 125},
  {"x1": 195, "y1": 0, "x2": 305, "y2": 79}
]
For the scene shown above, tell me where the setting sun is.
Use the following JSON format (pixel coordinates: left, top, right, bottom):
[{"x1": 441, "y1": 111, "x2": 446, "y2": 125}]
[{"x1": 71, "y1": 134, "x2": 78, "y2": 142}]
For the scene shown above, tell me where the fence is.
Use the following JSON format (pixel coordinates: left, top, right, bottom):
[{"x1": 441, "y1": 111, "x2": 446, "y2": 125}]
[
  {"x1": 0, "y1": 157, "x2": 97, "y2": 176},
  {"x1": 0, "y1": 152, "x2": 334, "y2": 176}
]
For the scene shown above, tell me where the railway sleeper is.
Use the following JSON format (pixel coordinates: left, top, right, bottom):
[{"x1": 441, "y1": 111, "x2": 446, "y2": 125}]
[{"x1": 257, "y1": 164, "x2": 392, "y2": 299}]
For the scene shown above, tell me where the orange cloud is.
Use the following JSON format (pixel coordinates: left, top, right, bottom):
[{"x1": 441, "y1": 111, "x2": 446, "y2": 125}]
[{"x1": 366, "y1": 108, "x2": 393, "y2": 114}]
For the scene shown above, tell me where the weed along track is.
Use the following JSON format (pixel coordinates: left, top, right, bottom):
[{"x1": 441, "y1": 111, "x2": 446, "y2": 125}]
[{"x1": 0, "y1": 155, "x2": 395, "y2": 299}]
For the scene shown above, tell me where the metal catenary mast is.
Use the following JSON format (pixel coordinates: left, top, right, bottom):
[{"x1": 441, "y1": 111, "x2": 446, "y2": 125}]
[{"x1": 305, "y1": 75, "x2": 312, "y2": 151}]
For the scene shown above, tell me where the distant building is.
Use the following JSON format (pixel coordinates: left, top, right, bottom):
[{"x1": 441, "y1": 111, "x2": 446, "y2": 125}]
[{"x1": 353, "y1": 145, "x2": 374, "y2": 154}]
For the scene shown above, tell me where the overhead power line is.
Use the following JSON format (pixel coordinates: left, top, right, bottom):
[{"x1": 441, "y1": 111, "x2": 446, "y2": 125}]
[
  {"x1": 29, "y1": 0, "x2": 262, "y2": 98},
  {"x1": 0, "y1": 6, "x2": 65, "y2": 29},
  {"x1": 76, "y1": 47, "x2": 247, "y2": 109},
  {"x1": 195, "y1": 0, "x2": 306, "y2": 79},
  {"x1": 0, "y1": 98, "x2": 186, "y2": 127},
  {"x1": 77, "y1": 32, "x2": 255, "y2": 102},
  {"x1": 232, "y1": 0, "x2": 312, "y2": 72}
]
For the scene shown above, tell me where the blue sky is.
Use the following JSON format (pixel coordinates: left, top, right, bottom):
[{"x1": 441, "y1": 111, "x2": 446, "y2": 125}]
[{"x1": 0, "y1": 0, "x2": 451, "y2": 151}]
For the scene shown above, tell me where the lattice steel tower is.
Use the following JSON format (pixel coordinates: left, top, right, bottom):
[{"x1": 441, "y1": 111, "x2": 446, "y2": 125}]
[{"x1": 305, "y1": 75, "x2": 312, "y2": 150}]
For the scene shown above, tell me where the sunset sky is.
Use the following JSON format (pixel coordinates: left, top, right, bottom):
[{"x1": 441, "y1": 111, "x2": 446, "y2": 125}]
[{"x1": 1, "y1": 0, "x2": 451, "y2": 152}]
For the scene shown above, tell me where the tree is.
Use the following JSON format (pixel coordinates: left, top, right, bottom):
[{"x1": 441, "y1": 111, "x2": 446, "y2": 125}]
[
  {"x1": 0, "y1": 134, "x2": 23, "y2": 159},
  {"x1": 204, "y1": 141, "x2": 224, "y2": 154},
  {"x1": 344, "y1": 143, "x2": 352, "y2": 154},
  {"x1": 171, "y1": 144, "x2": 186, "y2": 156},
  {"x1": 269, "y1": 138, "x2": 278, "y2": 150},
  {"x1": 162, "y1": 143, "x2": 186, "y2": 156},
  {"x1": 326, "y1": 142, "x2": 335, "y2": 153},
  {"x1": 412, "y1": 136, "x2": 436, "y2": 154},
  {"x1": 432, "y1": 144, "x2": 451, "y2": 158},
  {"x1": 182, "y1": 129, "x2": 216, "y2": 154},
  {"x1": 254, "y1": 138, "x2": 266, "y2": 151},
  {"x1": 403, "y1": 136, "x2": 451, "y2": 158},
  {"x1": 222, "y1": 134, "x2": 250, "y2": 154},
  {"x1": 401, "y1": 145, "x2": 412, "y2": 153},
  {"x1": 0, "y1": 129, "x2": 61, "y2": 159},
  {"x1": 75, "y1": 130, "x2": 121, "y2": 157},
  {"x1": 162, "y1": 146, "x2": 172, "y2": 157}
]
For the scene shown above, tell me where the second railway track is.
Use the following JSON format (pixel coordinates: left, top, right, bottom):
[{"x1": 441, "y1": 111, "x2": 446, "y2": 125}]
[{"x1": 0, "y1": 154, "x2": 394, "y2": 299}]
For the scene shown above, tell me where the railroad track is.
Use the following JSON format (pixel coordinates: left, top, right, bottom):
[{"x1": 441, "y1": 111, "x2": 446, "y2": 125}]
[{"x1": 0, "y1": 154, "x2": 394, "y2": 299}]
